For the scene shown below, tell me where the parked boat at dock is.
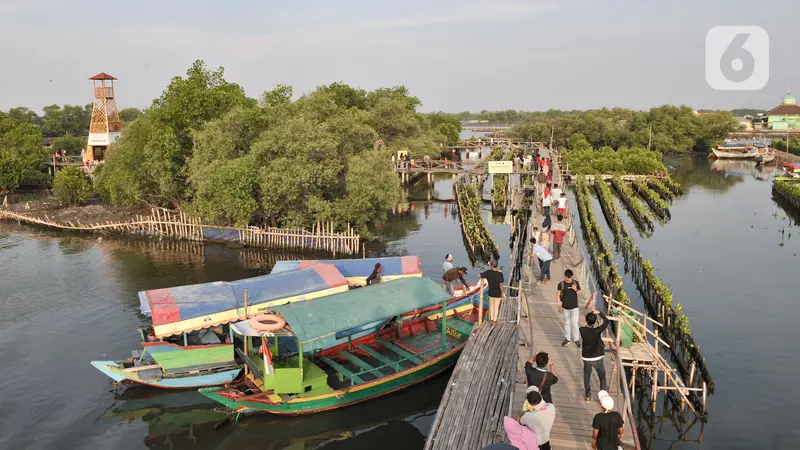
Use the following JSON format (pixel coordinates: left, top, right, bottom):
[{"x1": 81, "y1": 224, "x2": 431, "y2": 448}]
[
  {"x1": 711, "y1": 139, "x2": 772, "y2": 160},
  {"x1": 91, "y1": 265, "x2": 350, "y2": 389},
  {"x1": 199, "y1": 277, "x2": 478, "y2": 415},
  {"x1": 270, "y1": 256, "x2": 422, "y2": 286}
]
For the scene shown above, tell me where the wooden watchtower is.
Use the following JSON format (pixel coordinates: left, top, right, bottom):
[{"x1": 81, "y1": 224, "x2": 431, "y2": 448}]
[{"x1": 84, "y1": 72, "x2": 122, "y2": 164}]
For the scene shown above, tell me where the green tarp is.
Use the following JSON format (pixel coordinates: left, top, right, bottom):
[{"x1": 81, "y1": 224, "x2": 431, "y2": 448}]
[{"x1": 273, "y1": 277, "x2": 450, "y2": 351}]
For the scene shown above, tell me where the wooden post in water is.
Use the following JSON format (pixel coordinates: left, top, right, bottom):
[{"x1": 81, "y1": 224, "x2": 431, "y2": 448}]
[
  {"x1": 478, "y1": 280, "x2": 485, "y2": 325},
  {"x1": 244, "y1": 288, "x2": 249, "y2": 319}
]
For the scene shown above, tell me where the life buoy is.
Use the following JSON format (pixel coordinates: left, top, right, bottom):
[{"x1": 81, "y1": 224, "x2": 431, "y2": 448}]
[{"x1": 250, "y1": 314, "x2": 286, "y2": 332}]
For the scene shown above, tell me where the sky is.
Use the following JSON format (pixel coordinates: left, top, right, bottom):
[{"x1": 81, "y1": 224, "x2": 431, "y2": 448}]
[{"x1": 0, "y1": 0, "x2": 798, "y2": 113}]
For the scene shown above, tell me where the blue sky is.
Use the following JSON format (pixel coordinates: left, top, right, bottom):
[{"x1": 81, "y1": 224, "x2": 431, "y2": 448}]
[{"x1": 0, "y1": 0, "x2": 797, "y2": 112}]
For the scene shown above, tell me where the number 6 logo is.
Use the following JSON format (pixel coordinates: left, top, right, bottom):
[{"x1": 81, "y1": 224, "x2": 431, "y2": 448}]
[{"x1": 706, "y1": 26, "x2": 769, "y2": 91}]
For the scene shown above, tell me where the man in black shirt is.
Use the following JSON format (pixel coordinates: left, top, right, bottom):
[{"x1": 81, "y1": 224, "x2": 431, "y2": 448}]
[
  {"x1": 366, "y1": 263, "x2": 382, "y2": 285},
  {"x1": 479, "y1": 259, "x2": 505, "y2": 323},
  {"x1": 524, "y1": 351, "x2": 559, "y2": 404},
  {"x1": 592, "y1": 390, "x2": 624, "y2": 450},
  {"x1": 580, "y1": 309, "x2": 610, "y2": 402},
  {"x1": 442, "y1": 266, "x2": 470, "y2": 296},
  {"x1": 557, "y1": 269, "x2": 582, "y2": 347}
]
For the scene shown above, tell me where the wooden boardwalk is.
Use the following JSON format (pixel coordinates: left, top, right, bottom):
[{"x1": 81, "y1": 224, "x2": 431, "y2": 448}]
[{"x1": 512, "y1": 187, "x2": 638, "y2": 449}]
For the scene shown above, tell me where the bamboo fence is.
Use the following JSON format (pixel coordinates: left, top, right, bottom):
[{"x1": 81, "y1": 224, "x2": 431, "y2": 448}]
[{"x1": 0, "y1": 208, "x2": 361, "y2": 255}]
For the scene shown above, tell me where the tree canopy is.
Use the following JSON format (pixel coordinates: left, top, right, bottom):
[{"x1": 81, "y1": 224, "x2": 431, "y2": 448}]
[
  {"x1": 93, "y1": 61, "x2": 453, "y2": 234},
  {"x1": 507, "y1": 106, "x2": 740, "y2": 153},
  {"x1": 562, "y1": 133, "x2": 666, "y2": 175},
  {"x1": 0, "y1": 111, "x2": 45, "y2": 192}
]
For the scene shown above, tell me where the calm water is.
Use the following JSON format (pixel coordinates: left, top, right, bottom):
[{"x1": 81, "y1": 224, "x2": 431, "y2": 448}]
[{"x1": 0, "y1": 156, "x2": 797, "y2": 449}]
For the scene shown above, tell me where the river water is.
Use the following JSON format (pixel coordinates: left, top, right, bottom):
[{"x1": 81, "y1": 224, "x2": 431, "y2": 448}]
[{"x1": 0, "y1": 155, "x2": 797, "y2": 449}]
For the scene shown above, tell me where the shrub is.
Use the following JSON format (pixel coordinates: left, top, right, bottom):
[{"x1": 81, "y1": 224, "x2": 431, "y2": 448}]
[{"x1": 53, "y1": 167, "x2": 93, "y2": 205}]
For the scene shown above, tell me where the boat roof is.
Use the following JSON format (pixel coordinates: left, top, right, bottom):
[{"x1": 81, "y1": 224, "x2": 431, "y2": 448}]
[
  {"x1": 139, "y1": 264, "x2": 348, "y2": 337},
  {"x1": 270, "y1": 256, "x2": 421, "y2": 278},
  {"x1": 720, "y1": 139, "x2": 771, "y2": 147},
  {"x1": 270, "y1": 277, "x2": 450, "y2": 352},
  {"x1": 782, "y1": 163, "x2": 800, "y2": 170}
]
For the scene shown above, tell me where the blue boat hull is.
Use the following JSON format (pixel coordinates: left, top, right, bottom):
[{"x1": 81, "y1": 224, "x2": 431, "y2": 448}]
[{"x1": 90, "y1": 360, "x2": 241, "y2": 389}]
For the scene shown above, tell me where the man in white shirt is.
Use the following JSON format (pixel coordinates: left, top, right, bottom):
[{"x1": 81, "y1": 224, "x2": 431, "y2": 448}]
[
  {"x1": 443, "y1": 254, "x2": 454, "y2": 274},
  {"x1": 520, "y1": 389, "x2": 556, "y2": 450},
  {"x1": 550, "y1": 183, "x2": 562, "y2": 201},
  {"x1": 524, "y1": 238, "x2": 553, "y2": 284}
]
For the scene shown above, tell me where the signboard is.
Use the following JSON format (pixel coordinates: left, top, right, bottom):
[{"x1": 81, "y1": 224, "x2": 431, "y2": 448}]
[
  {"x1": 488, "y1": 160, "x2": 513, "y2": 174},
  {"x1": 87, "y1": 132, "x2": 121, "y2": 147},
  {"x1": 397, "y1": 150, "x2": 408, "y2": 159}
]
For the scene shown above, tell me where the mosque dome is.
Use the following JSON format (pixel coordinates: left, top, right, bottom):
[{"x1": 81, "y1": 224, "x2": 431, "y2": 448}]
[{"x1": 782, "y1": 89, "x2": 797, "y2": 106}]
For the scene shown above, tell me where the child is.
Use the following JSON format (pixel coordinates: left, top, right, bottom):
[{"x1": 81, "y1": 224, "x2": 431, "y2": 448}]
[
  {"x1": 557, "y1": 192, "x2": 568, "y2": 216},
  {"x1": 540, "y1": 229, "x2": 551, "y2": 251}
]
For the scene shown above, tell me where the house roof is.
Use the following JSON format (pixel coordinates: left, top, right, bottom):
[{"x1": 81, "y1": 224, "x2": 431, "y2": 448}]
[
  {"x1": 767, "y1": 104, "x2": 800, "y2": 116},
  {"x1": 89, "y1": 72, "x2": 117, "y2": 80}
]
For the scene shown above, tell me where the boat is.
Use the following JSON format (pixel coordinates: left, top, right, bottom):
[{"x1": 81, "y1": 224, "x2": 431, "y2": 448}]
[
  {"x1": 91, "y1": 264, "x2": 350, "y2": 389},
  {"x1": 270, "y1": 256, "x2": 422, "y2": 286},
  {"x1": 711, "y1": 139, "x2": 772, "y2": 160},
  {"x1": 198, "y1": 277, "x2": 479, "y2": 415},
  {"x1": 780, "y1": 163, "x2": 800, "y2": 179}
]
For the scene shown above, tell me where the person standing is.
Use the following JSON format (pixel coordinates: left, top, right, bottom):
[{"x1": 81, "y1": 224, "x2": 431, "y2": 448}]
[
  {"x1": 442, "y1": 266, "x2": 470, "y2": 296},
  {"x1": 550, "y1": 183, "x2": 562, "y2": 201},
  {"x1": 528, "y1": 238, "x2": 552, "y2": 284},
  {"x1": 541, "y1": 186, "x2": 552, "y2": 230},
  {"x1": 366, "y1": 263, "x2": 382, "y2": 285},
  {"x1": 480, "y1": 259, "x2": 505, "y2": 323},
  {"x1": 580, "y1": 309, "x2": 610, "y2": 402},
  {"x1": 524, "y1": 351, "x2": 559, "y2": 404},
  {"x1": 550, "y1": 215, "x2": 567, "y2": 260},
  {"x1": 520, "y1": 390, "x2": 556, "y2": 450},
  {"x1": 557, "y1": 269, "x2": 581, "y2": 347},
  {"x1": 592, "y1": 391, "x2": 625, "y2": 450},
  {"x1": 391, "y1": 153, "x2": 396, "y2": 168},
  {"x1": 443, "y1": 254, "x2": 454, "y2": 274}
]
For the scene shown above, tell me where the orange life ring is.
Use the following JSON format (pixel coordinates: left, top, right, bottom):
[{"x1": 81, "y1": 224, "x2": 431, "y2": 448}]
[{"x1": 250, "y1": 314, "x2": 286, "y2": 332}]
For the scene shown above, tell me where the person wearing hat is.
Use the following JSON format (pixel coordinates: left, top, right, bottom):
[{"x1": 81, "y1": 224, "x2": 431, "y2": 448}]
[
  {"x1": 443, "y1": 254, "x2": 454, "y2": 274},
  {"x1": 442, "y1": 266, "x2": 469, "y2": 296},
  {"x1": 592, "y1": 390, "x2": 624, "y2": 450},
  {"x1": 480, "y1": 259, "x2": 505, "y2": 323},
  {"x1": 519, "y1": 387, "x2": 556, "y2": 450}
]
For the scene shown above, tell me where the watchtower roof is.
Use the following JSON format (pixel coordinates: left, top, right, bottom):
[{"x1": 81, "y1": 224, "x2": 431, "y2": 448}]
[{"x1": 89, "y1": 72, "x2": 117, "y2": 81}]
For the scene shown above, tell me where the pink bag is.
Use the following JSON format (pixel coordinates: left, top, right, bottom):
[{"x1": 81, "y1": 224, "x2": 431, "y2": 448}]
[{"x1": 503, "y1": 416, "x2": 539, "y2": 450}]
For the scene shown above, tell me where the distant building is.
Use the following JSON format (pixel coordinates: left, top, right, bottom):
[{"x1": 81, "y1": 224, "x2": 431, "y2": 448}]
[
  {"x1": 767, "y1": 90, "x2": 800, "y2": 130},
  {"x1": 735, "y1": 116, "x2": 754, "y2": 130}
]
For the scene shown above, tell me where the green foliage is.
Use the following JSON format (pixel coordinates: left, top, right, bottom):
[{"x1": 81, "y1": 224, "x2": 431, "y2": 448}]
[
  {"x1": 0, "y1": 151, "x2": 25, "y2": 193},
  {"x1": 50, "y1": 135, "x2": 85, "y2": 155},
  {"x1": 633, "y1": 179, "x2": 670, "y2": 218},
  {"x1": 52, "y1": 166, "x2": 93, "y2": 205},
  {"x1": 508, "y1": 106, "x2": 740, "y2": 153},
  {"x1": 662, "y1": 176, "x2": 684, "y2": 195},
  {"x1": 93, "y1": 117, "x2": 183, "y2": 207},
  {"x1": 773, "y1": 137, "x2": 800, "y2": 156},
  {"x1": 456, "y1": 182, "x2": 499, "y2": 263},
  {"x1": 563, "y1": 136, "x2": 666, "y2": 175},
  {"x1": 774, "y1": 179, "x2": 800, "y2": 203},
  {"x1": 119, "y1": 108, "x2": 143, "y2": 124},
  {"x1": 491, "y1": 175, "x2": 508, "y2": 210},
  {"x1": 611, "y1": 176, "x2": 654, "y2": 231},
  {"x1": 426, "y1": 112, "x2": 462, "y2": 145}
]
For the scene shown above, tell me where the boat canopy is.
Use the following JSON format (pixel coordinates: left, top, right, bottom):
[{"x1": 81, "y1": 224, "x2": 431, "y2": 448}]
[
  {"x1": 271, "y1": 277, "x2": 451, "y2": 352},
  {"x1": 720, "y1": 139, "x2": 771, "y2": 148},
  {"x1": 782, "y1": 163, "x2": 800, "y2": 170},
  {"x1": 140, "y1": 265, "x2": 349, "y2": 337},
  {"x1": 270, "y1": 256, "x2": 421, "y2": 281}
]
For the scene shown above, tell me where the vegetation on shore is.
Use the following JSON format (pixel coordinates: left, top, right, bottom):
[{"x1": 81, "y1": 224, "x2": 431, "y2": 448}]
[
  {"x1": 610, "y1": 176, "x2": 655, "y2": 232},
  {"x1": 91, "y1": 60, "x2": 459, "y2": 233},
  {"x1": 461, "y1": 106, "x2": 740, "y2": 154},
  {"x1": 52, "y1": 167, "x2": 92, "y2": 206},
  {"x1": 562, "y1": 133, "x2": 667, "y2": 175},
  {"x1": 0, "y1": 112, "x2": 46, "y2": 193},
  {"x1": 455, "y1": 182, "x2": 499, "y2": 264},
  {"x1": 5, "y1": 104, "x2": 142, "y2": 139}
]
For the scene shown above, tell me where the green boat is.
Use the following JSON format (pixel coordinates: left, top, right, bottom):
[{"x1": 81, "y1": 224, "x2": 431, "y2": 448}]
[{"x1": 199, "y1": 277, "x2": 478, "y2": 415}]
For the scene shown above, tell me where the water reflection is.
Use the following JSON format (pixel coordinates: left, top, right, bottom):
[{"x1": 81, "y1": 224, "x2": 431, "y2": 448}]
[{"x1": 98, "y1": 374, "x2": 448, "y2": 450}]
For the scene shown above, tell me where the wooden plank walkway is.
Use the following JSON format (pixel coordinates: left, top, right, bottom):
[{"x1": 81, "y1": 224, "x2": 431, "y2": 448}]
[{"x1": 513, "y1": 190, "x2": 638, "y2": 449}]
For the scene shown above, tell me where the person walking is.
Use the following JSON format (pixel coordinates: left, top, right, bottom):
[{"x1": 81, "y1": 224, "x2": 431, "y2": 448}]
[
  {"x1": 592, "y1": 391, "x2": 625, "y2": 450},
  {"x1": 550, "y1": 183, "x2": 562, "y2": 201},
  {"x1": 366, "y1": 263, "x2": 383, "y2": 285},
  {"x1": 550, "y1": 214, "x2": 567, "y2": 260},
  {"x1": 520, "y1": 389, "x2": 556, "y2": 450},
  {"x1": 442, "y1": 254, "x2": 454, "y2": 274},
  {"x1": 580, "y1": 309, "x2": 610, "y2": 402},
  {"x1": 480, "y1": 259, "x2": 505, "y2": 323},
  {"x1": 527, "y1": 238, "x2": 552, "y2": 284},
  {"x1": 524, "y1": 351, "x2": 559, "y2": 404},
  {"x1": 556, "y1": 192, "x2": 567, "y2": 217},
  {"x1": 442, "y1": 266, "x2": 469, "y2": 296},
  {"x1": 557, "y1": 269, "x2": 582, "y2": 347}
]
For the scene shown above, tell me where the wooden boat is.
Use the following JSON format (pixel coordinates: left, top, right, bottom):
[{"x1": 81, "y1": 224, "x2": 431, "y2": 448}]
[
  {"x1": 781, "y1": 163, "x2": 800, "y2": 179},
  {"x1": 270, "y1": 256, "x2": 422, "y2": 286},
  {"x1": 712, "y1": 139, "x2": 771, "y2": 160},
  {"x1": 91, "y1": 264, "x2": 350, "y2": 389},
  {"x1": 199, "y1": 278, "x2": 479, "y2": 415}
]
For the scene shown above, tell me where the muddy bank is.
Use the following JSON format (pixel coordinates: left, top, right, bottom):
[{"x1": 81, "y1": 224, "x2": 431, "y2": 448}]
[{"x1": 3, "y1": 193, "x2": 149, "y2": 225}]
